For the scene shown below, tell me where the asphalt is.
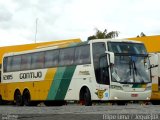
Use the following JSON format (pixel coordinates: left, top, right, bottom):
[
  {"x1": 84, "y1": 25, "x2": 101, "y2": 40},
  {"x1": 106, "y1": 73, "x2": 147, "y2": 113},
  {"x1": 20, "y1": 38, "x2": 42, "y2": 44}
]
[{"x1": 0, "y1": 104, "x2": 160, "y2": 120}]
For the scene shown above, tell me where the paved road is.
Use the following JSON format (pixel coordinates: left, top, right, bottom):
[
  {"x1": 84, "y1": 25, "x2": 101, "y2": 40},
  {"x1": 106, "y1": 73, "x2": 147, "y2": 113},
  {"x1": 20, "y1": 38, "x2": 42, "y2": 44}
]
[{"x1": 0, "y1": 104, "x2": 160, "y2": 120}]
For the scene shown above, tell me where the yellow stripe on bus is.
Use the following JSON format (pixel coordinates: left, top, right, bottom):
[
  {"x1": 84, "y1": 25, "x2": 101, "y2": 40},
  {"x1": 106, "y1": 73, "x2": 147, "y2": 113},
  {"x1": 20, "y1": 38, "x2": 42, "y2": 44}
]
[{"x1": 37, "y1": 68, "x2": 57, "y2": 100}]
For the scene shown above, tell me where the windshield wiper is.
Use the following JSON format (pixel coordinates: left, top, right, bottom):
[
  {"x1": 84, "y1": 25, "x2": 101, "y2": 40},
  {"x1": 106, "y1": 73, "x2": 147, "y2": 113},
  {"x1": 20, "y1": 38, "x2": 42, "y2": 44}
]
[
  {"x1": 133, "y1": 61, "x2": 137, "y2": 76},
  {"x1": 129, "y1": 60, "x2": 137, "y2": 76},
  {"x1": 148, "y1": 64, "x2": 158, "y2": 69},
  {"x1": 129, "y1": 56, "x2": 138, "y2": 83},
  {"x1": 129, "y1": 60, "x2": 132, "y2": 76}
]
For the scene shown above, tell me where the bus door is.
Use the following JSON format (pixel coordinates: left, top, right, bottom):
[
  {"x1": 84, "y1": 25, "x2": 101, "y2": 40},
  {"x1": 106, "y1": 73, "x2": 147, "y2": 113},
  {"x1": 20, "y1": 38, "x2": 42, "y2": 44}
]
[
  {"x1": 97, "y1": 55, "x2": 110, "y2": 100},
  {"x1": 149, "y1": 53, "x2": 159, "y2": 92},
  {"x1": 92, "y1": 42, "x2": 110, "y2": 100}
]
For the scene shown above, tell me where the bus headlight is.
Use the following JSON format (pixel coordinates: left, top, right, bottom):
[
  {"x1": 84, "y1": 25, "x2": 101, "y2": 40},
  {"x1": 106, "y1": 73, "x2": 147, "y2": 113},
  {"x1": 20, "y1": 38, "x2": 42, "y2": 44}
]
[
  {"x1": 110, "y1": 85, "x2": 123, "y2": 90},
  {"x1": 114, "y1": 97, "x2": 119, "y2": 100},
  {"x1": 146, "y1": 97, "x2": 150, "y2": 100},
  {"x1": 145, "y1": 86, "x2": 151, "y2": 91}
]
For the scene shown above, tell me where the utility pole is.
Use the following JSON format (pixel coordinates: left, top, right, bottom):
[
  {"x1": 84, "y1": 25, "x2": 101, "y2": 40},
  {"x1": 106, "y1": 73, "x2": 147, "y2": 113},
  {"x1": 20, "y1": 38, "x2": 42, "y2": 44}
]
[{"x1": 35, "y1": 18, "x2": 38, "y2": 43}]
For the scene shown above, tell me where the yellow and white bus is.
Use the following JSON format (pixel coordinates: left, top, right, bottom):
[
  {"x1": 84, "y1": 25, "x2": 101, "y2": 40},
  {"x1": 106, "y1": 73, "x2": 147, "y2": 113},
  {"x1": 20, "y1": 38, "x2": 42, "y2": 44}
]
[
  {"x1": 0, "y1": 39, "x2": 152, "y2": 106},
  {"x1": 127, "y1": 35, "x2": 160, "y2": 104},
  {"x1": 149, "y1": 52, "x2": 160, "y2": 104}
]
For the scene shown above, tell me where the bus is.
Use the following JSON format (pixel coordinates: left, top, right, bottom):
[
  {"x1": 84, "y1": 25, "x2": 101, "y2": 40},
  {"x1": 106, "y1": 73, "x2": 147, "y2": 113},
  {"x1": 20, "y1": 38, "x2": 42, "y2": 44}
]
[
  {"x1": 128, "y1": 35, "x2": 160, "y2": 52},
  {"x1": 0, "y1": 39, "x2": 152, "y2": 106},
  {"x1": 127, "y1": 36, "x2": 160, "y2": 104},
  {"x1": 149, "y1": 52, "x2": 160, "y2": 104}
]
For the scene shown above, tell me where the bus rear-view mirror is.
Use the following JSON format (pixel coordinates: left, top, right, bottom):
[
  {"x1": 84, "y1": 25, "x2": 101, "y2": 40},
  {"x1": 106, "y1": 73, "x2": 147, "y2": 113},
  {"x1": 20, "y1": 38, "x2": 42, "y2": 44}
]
[{"x1": 105, "y1": 51, "x2": 114, "y2": 65}]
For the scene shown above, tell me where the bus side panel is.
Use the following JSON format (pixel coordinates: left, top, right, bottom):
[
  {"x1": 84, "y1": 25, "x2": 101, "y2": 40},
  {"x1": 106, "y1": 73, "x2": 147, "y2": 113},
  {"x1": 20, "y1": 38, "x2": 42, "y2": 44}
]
[
  {"x1": 0, "y1": 83, "x2": 7, "y2": 100},
  {"x1": 1, "y1": 68, "x2": 57, "y2": 101},
  {"x1": 47, "y1": 65, "x2": 76, "y2": 100},
  {"x1": 64, "y1": 65, "x2": 99, "y2": 101},
  {"x1": 31, "y1": 68, "x2": 57, "y2": 101},
  {"x1": 2, "y1": 82, "x2": 32, "y2": 101},
  {"x1": 151, "y1": 53, "x2": 160, "y2": 100}
]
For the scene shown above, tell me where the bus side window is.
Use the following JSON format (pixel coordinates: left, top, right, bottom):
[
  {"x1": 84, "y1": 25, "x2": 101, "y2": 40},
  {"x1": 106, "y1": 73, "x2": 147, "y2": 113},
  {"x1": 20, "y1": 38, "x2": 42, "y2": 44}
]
[
  {"x1": 7, "y1": 56, "x2": 12, "y2": 72},
  {"x1": 45, "y1": 50, "x2": 59, "y2": 68},
  {"x1": 99, "y1": 56, "x2": 110, "y2": 85},
  {"x1": 92, "y1": 42, "x2": 106, "y2": 83},
  {"x1": 21, "y1": 54, "x2": 31, "y2": 70},
  {"x1": 31, "y1": 52, "x2": 45, "y2": 69},
  {"x1": 74, "y1": 46, "x2": 82, "y2": 64},
  {"x1": 81, "y1": 45, "x2": 90, "y2": 64},
  {"x1": 74, "y1": 45, "x2": 90, "y2": 64},
  {"x1": 59, "y1": 48, "x2": 75, "y2": 66},
  {"x1": 12, "y1": 55, "x2": 21, "y2": 71},
  {"x1": 3, "y1": 57, "x2": 7, "y2": 72}
]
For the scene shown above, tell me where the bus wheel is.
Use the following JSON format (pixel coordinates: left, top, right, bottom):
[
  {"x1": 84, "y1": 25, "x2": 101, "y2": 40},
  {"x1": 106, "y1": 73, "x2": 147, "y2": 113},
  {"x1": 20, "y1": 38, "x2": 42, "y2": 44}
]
[
  {"x1": 151, "y1": 100, "x2": 160, "y2": 105},
  {"x1": 23, "y1": 90, "x2": 31, "y2": 106},
  {"x1": 0, "y1": 95, "x2": 4, "y2": 105},
  {"x1": 14, "y1": 90, "x2": 23, "y2": 106},
  {"x1": 84, "y1": 88, "x2": 92, "y2": 106}
]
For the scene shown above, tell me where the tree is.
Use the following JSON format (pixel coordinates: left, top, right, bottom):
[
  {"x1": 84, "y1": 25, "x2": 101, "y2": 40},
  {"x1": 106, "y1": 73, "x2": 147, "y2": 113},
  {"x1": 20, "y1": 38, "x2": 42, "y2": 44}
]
[
  {"x1": 137, "y1": 32, "x2": 146, "y2": 37},
  {"x1": 87, "y1": 28, "x2": 119, "y2": 41}
]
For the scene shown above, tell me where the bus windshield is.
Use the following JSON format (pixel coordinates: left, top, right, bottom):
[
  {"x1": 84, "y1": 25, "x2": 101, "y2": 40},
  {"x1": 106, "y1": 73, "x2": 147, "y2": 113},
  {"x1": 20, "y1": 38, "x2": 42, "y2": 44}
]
[
  {"x1": 108, "y1": 42, "x2": 151, "y2": 84},
  {"x1": 108, "y1": 42, "x2": 147, "y2": 54},
  {"x1": 111, "y1": 55, "x2": 151, "y2": 83}
]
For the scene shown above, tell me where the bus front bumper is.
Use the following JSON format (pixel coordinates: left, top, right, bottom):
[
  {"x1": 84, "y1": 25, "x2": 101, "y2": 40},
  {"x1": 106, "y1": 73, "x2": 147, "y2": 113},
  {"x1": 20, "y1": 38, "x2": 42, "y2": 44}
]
[{"x1": 109, "y1": 90, "x2": 151, "y2": 101}]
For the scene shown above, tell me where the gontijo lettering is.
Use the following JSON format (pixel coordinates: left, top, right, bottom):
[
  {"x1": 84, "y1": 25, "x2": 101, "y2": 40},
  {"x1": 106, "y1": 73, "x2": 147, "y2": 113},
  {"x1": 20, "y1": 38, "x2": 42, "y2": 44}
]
[{"x1": 19, "y1": 71, "x2": 42, "y2": 79}]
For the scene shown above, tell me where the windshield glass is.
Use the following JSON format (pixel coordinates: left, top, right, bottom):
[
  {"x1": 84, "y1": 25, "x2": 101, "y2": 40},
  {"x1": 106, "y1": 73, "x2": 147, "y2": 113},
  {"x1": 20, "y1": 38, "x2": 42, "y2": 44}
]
[
  {"x1": 108, "y1": 42, "x2": 147, "y2": 54},
  {"x1": 108, "y1": 42, "x2": 150, "y2": 83},
  {"x1": 111, "y1": 55, "x2": 151, "y2": 83}
]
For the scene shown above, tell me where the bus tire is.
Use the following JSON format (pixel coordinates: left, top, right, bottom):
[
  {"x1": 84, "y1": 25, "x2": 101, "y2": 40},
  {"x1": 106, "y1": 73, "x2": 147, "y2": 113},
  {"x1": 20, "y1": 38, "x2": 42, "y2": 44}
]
[
  {"x1": 0, "y1": 95, "x2": 4, "y2": 105},
  {"x1": 151, "y1": 100, "x2": 160, "y2": 105},
  {"x1": 23, "y1": 90, "x2": 32, "y2": 106},
  {"x1": 14, "y1": 90, "x2": 23, "y2": 106},
  {"x1": 84, "y1": 88, "x2": 92, "y2": 106}
]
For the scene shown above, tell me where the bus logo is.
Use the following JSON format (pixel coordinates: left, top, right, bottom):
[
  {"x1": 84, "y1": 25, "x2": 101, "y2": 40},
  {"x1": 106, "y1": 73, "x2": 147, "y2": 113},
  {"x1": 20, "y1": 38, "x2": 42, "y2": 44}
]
[
  {"x1": 95, "y1": 89, "x2": 106, "y2": 99},
  {"x1": 79, "y1": 71, "x2": 90, "y2": 75}
]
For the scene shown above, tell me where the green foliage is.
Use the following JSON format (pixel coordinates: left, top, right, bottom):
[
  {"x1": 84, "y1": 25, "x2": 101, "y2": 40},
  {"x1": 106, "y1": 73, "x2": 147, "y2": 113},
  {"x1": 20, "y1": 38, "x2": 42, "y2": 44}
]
[
  {"x1": 87, "y1": 28, "x2": 119, "y2": 41},
  {"x1": 87, "y1": 35, "x2": 97, "y2": 40},
  {"x1": 137, "y1": 32, "x2": 146, "y2": 37}
]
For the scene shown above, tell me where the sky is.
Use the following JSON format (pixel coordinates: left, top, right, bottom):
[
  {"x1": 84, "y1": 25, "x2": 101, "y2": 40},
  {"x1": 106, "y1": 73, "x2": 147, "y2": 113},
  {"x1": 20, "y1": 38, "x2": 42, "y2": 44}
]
[{"x1": 0, "y1": 0, "x2": 160, "y2": 46}]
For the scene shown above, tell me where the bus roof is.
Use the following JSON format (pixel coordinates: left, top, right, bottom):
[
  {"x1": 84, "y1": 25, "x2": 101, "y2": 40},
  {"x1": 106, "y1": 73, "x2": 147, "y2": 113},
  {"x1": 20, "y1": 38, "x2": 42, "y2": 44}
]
[
  {"x1": 3, "y1": 38, "x2": 144, "y2": 57},
  {"x1": 89, "y1": 38, "x2": 143, "y2": 43},
  {"x1": 0, "y1": 38, "x2": 81, "y2": 64}
]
